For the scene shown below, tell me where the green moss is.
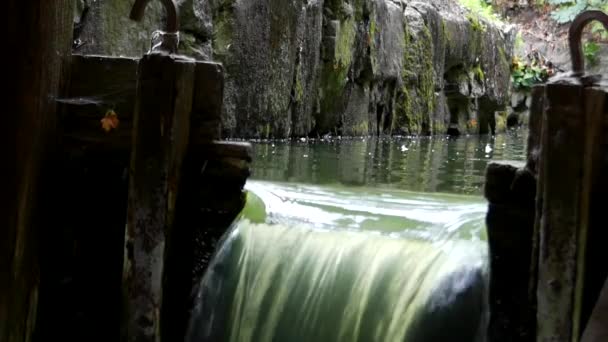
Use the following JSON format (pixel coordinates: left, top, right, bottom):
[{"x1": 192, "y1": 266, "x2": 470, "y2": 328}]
[
  {"x1": 466, "y1": 13, "x2": 486, "y2": 32},
  {"x1": 467, "y1": 22, "x2": 484, "y2": 58},
  {"x1": 295, "y1": 75, "x2": 304, "y2": 103},
  {"x1": 352, "y1": 0, "x2": 365, "y2": 21},
  {"x1": 335, "y1": 18, "x2": 357, "y2": 69},
  {"x1": 495, "y1": 112, "x2": 507, "y2": 133},
  {"x1": 368, "y1": 15, "x2": 379, "y2": 75},
  {"x1": 294, "y1": 63, "x2": 304, "y2": 103},
  {"x1": 459, "y1": 0, "x2": 503, "y2": 24},
  {"x1": 255, "y1": 123, "x2": 272, "y2": 139},
  {"x1": 498, "y1": 46, "x2": 510, "y2": 72},
  {"x1": 472, "y1": 64, "x2": 485, "y2": 82},
  {"x1": 352, "y1": 121, "x2": 369, "y2": 135},
  {"x1": 319, "y1": 17, "x2": 357, "y2": 121},
  {"x1": 431, "y1": 120, "x2": 447, "y2": 135},
  {"x1": 212, "y1": 1, "x2": 236, "y2": 59},
  {"x1": 442, "y1": 19, "x2": 451, "y2": 47},
  {"x1": 394, "y1": 22, "x2": 435, "y2": 135},
  {"x1": 370, "y1": 16, "x2": 377, "y2": 37}
]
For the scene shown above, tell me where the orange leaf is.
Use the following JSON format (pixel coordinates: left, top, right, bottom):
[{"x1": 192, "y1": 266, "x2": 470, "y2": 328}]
[{"x1": 101, "y1": 110, "x2": 119, "y2": 133}]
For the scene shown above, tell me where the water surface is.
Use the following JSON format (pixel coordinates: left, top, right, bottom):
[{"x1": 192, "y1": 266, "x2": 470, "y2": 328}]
[
  {"x1": 250, "y1": 130, "x2": 528, "y2": 195},
  {"x1": 186, "y1": 131, "x2": 529, "y2": 342}
]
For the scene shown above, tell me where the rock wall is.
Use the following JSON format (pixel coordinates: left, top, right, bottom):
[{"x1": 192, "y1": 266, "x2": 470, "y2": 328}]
[{"x1": 74, "y1": 0, "x2": 515, "y2": 138}]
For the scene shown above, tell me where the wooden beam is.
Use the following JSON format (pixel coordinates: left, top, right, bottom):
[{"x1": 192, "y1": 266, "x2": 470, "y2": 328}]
[
  {"x1": 60, "y1": 55, "x2": 139, "y2": 150},
  {"x1": 122, "y1": 52, "x2": 195, "y2": 342},
  {"x1": 2, "y1": 1, "x2": 73, "y2": 341},
  {"x1": 191, "y1": 62, "x2": 225, "y2": 143},
  {"x1": 576, "y1": 86, "x2": 608, "y2": 339},
  {"x1": 535, "y1": 77, "x2": 608, "y2": 342}
]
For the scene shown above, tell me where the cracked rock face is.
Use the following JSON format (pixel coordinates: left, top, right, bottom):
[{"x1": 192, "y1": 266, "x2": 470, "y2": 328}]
[{"x1": 75, "y1": 0, "x2": 514, "y2": 138}]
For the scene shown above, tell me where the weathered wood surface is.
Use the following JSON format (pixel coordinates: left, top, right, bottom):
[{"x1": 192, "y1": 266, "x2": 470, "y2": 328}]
[
  {"x1": 524, "y1": 83, "x2": 545, "y2": 342},
  {"x1": 122, "y1": 53, "x2": 195, "y2": 342},
  {"x1": 161, "y1": 57, "x2": 246, "y2": 342},
  {"x1": 536, "y1": 78, "x2": 586, "y2": 342},
  {"x1": 2, "y1": 1, "x2": 73, "y2": 342},
  {"x1": 578, "y1": 86, "x2": 608, "y2": 339},
  {"x1": 526, "y1": 85, "x2": 545, "y2": 174},
  {"x1": 535, "y1": 77, "x2": 607, "y2": 342},
  {"x1": 163, "y1": 141, "x2": 252, "y2": 342},
  {"x1": 484, "y1": 161, "x2": 537, "y2": 342},
  {"x1": 573, "y1": 87, "x2": 605, "y2": 339},
  {"x1": 60, "y1": 55, "x2": 139, "y2": 149},
  {"x1": 191, "y1": 62, "x2": 224, "y2": 143}
]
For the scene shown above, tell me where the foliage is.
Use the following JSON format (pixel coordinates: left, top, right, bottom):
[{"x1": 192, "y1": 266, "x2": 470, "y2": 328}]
[
  {"x1": 511, "y1": 54, "x2": 553, "y2": 90},
  {"x1": 547, "y1": 0, "x2": 608, "y2": 25},
  {"x1": 459, "y1": 0, "x2": 504, "y2": 24},
  {"x1": 584, "y1": 41, "x2": 601, "y2": 66},
  {"x1": 467, "y1": 13, "x2": 487, "y2": 31},
  {"x1": 550, "y1": 0, "x2": 589, "y2": 23},
  {"x1": 545, "y1": 0, "x2": 606, "y2": 66}
]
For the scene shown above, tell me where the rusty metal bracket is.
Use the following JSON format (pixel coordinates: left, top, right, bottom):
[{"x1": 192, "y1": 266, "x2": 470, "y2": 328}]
[
  {"x1": 130, "y1": 0, "x2": 180, "y2": 53},
  {"x1": 569, "y1": 10, "x2": 608, "y2": 75}
]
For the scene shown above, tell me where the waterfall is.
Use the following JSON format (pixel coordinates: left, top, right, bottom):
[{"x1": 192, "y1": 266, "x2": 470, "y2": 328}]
[{"x1": 187, "y1": 181, "x2": 489, "y2": 342}]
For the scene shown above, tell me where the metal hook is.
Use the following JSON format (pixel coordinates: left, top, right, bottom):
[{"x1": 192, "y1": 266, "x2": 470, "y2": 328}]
[
  {"x1": 569, "y1": 10, "x2": 608, "y2": 75},
  {"x1": 130, "y1": 0, "x2": 180, "y2": 53}
]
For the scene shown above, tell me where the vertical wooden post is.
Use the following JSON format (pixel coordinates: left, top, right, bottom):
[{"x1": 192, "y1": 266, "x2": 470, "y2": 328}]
[
  {"x1": 575, "y1": 86, "x2": 606, "y2": 338},
  {"x1": 3, "y1": 1, "x2": 73, "y2": 341},
  {"x1": 161, "y1": 62, "x2": 253, "y2": 342},
  {"x1": 535, "y1": 78, "x2": 607, "y2": 342},
  {"x1": 122, "y1": 53, "x2": 195, "y2": 342},
  {"x1": 536, "y1": 78, "x2": 585, "y2": 341},
  {"x1": 537, "y1": 11, "x2": 608, "y2": 341},
  {"x1": 525, "y1": 84, "x2": 545, "y2": 341}
]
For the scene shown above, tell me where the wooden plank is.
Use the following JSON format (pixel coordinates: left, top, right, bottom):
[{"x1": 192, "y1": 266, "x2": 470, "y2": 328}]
[
  {"x1": 2, "y1": 1, "x2": 73, "y2": 341},
  {"x1": 526, "y1": 84, "x2": 545, "y2": 174},
  {"x1": 59, "y1": 55, "x2": 139, "y2": 149},
  {"x1": 536, "y1": 78, "x2": 585, "y2": 342},
  {"x1": 162, "y1": 141, "x2": 252, "y2": 342},
  {"x1": 122, "y1": 53, "x2": 195, "y2": 342},
  {"x1": 577, "y1": 87, "x2": 608, "y2": 338},
  {"x1": 525, "y1": 84, "x2": 545, "y2": 342},
  {"x1": 190, "y1": 62, "x2": 225, "y2": 144}
]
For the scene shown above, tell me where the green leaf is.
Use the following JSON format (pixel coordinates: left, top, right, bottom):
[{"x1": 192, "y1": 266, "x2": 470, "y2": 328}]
[
  {"x1": 551, "y1": 2, "x2": 589, "y2": 24},
  {"x1": 523, "y1": 73, "x2": 535, "y2": 80}
]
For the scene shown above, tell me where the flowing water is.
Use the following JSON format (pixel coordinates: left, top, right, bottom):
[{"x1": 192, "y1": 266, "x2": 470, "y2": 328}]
[{"x1": 187, "y1": 130, "x2": 528, "y2": 342}]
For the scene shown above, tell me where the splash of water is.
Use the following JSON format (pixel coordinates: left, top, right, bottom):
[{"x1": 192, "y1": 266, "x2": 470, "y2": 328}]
[{"x1": 187, "y1": 182, "x2": 489, "y2": 342}]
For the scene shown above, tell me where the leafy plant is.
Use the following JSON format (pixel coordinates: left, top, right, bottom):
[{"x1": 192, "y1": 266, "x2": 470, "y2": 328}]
[
  {"x1": 548, "y1": 0, "x2": 608, "y2": 26},
  {"x1": 546, "y1": 0, "x2": 607, "y2": 65},
  {"x1": 459, "y1": 0, "x2": 504, "y2": 24},
  {"x1": 550, "y1": 0, "x2": 588, "y2": 23},
  {"x1": 583, "y1": 41, "x2": 601, "y2": 66},
  {"x1": 511, "y1": 55, "x2": 552, "y2": 90},
  {"x1": 590, "y1": 21, "x2": 608, "y2": 41}
]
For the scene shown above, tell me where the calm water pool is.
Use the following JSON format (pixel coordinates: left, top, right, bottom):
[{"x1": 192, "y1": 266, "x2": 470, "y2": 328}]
[{"x1": 249, "y1": 129, "x2": 528, "y2": 196}]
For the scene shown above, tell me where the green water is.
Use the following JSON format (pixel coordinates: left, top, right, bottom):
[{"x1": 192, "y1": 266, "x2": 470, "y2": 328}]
[
  {"x1": 250, "y1": 129, "x2": 528, "y2": 195},
  {"x1": 187, "y1": 131, "x2": 528, "y2": 342},
  {"x1": 242, "y1": 181, "x2": 488, "y2": 241}
]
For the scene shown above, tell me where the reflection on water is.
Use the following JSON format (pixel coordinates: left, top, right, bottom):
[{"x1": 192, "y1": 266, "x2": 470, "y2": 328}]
[{"x1": 250, "y1": 130, "x2": 528, "y2": 195}]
